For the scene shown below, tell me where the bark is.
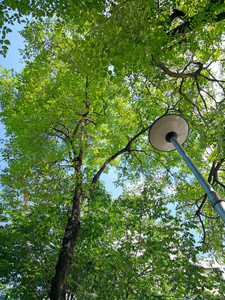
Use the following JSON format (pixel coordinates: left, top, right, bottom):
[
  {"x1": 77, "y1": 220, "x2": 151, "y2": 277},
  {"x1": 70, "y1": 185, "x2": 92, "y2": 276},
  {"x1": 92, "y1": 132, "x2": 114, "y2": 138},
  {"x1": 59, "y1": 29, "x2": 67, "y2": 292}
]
[
  {"x1": 50, "y1": 185, "x2": 84, "y2": 300},
  {"x1": 153, "y1": 59, "x2": 203, "y2": 79},
  {"x1": 49, "y1": 124, "x2": 151, "y2": 299},
  {"x1": 168, "y1": 0, "x2": 225, "y2": 36}
]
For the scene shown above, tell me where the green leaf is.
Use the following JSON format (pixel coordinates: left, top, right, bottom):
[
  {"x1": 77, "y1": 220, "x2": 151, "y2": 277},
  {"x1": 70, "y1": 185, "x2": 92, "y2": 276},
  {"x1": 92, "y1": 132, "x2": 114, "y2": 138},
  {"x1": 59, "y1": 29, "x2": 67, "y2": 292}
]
[
  {"x1": 4, "y1": 40, "x2": 10, "y2": 45},
  {"x1": 35, "y1": 9, "x2": 46, "y2": 17}
]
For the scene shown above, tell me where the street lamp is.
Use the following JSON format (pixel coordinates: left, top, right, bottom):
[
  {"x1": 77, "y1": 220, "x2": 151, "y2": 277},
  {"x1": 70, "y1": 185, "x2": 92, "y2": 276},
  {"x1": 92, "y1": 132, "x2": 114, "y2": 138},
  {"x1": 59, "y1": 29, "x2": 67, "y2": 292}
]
[{"x1": 148, "y1": 114, "x2": 225, "y2": 223}]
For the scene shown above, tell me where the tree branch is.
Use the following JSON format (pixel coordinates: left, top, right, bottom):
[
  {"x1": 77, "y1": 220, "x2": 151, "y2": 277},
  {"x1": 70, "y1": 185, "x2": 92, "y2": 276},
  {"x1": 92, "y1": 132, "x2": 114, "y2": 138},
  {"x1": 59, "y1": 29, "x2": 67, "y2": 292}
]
[
  {"x1": 53, "y1": 126, "x2": 70, "y2": 139},
  {"x1": 88, "y1": 125, "x2": 151, "y2": 194},
  {"x1": 153, "y1": 58, "x2": 203, "y2": 79},
  {"x1": 198, "y1": 213, "x2": 208, "y2": 245},
  {"x1": 215, "y1": 179, "x2": 225, "y2": 189},
  {"x1": 195, "y1": 78, "x2": 208, "y2": 110},
  {"x1": 168, "y1": 1, "x2": 225, "y2": 36},
  {"x1": 179, "y1": 78, "x2": 203, "y2": 116},
  {"x1": 199, "y1": 74, "x2": 225, "y2": 83},
  {"x1": 195, "y1": 159, "x2": 225, "y2": 216}
]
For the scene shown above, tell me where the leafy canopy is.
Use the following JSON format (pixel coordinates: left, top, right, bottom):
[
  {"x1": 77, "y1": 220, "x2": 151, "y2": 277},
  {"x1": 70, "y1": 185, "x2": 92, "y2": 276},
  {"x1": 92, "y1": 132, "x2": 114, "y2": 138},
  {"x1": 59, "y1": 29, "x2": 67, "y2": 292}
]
[{"x1": 1, "y1": 0, "x2": 225, "y2": 298}]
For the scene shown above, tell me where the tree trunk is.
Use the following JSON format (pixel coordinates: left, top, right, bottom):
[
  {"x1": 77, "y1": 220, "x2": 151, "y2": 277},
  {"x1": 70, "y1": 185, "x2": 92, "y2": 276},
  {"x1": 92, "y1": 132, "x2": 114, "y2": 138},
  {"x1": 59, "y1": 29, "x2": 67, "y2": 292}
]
[{"x1": 50, "y1": 187, "x2": 83, "y2": 300}]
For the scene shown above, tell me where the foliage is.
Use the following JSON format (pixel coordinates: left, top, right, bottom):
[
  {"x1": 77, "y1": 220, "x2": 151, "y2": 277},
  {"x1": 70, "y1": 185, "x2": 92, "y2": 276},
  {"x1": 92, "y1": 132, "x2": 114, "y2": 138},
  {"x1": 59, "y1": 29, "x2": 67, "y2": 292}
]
[
  {"x1": 0, "y1": 0, "x2": 67, "y2": 56},
  {"x1": 1, "y1": 182, "x2": 225, "y2": 299},
  {"x1": 0, "y1": 0, "x2": 225, "y2": 298},
  {"x1": 71, "y1": 183, "x2": 225, "y2": 300}
]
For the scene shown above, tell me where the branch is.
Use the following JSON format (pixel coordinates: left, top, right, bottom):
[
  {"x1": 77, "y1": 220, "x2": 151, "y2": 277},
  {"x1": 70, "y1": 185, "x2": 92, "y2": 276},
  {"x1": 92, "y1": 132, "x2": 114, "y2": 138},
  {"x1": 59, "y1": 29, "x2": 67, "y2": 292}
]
[
  {"x1": 53, "y1": 126, "x2": 70, "y2": 139},
  {"x1": 208, "y1": 161, "x2": 217, "y2": 183},
  {"x1": 200, "y1": 212, "x2": 220, "y2": 220},
  {"x1": 213, "y1": 159, "x2": 225, "y2": 179},
  {"x1": 130, "y1": 149, "x2": 173, "y2": 177},
  {"x1": 169, "y1": 9, "x2": 185, "y2": 25},
  {"x1": 153, "y1": 58, "x2": 203, "y2": 79},
  {"x1": 84, "y1": 117, "x2": 97, "y2": 126},
  {"x1": 198, "y1": 213, "x2": 208, "y2": 245},
  {"x1": 195, "y1": 194, "x2": 207, "y2": 217},
  {"x1": 85, "y1": 76, "x2": 89, "y2": 108},
  {"x1": 200, "y1": 88, "x2": 218, "y2": 108},
  {"x1": 215, "y1": 179, "x2": 225, "y2": 189},
  {"x1": 199, "y1": 74, "x2": 225, "y2": 84},
  {"x1": 88, "y1": 125, "x2": 151, "y2": 194},
  {"x1": 168, "y1": 1, "x2": 225, "y2": 36},
  {"x1": 71, "y1": 111, "x2": 90, "y2": 139},
  {"x1": 109, "y1": 277, "x2": 118, "y2": 300},
  {"x1": 215, "y1": 11, "x2": 225, "y2": 23},
  {"x1": 195, "y1": 159, "x2": 225, "y2": 216},
  {"x1": 179, "y1": 78, "x2": 203, "y2": 116},
  {"x1": 49, "y1": 132, "x2": 68, "y2": 142},
  {"x1": 195, "y1": 161, "x2": 216, "y2": 216},
  {"x1": 136, "y1": 247, "x2": 171, "y2": 279},
  {"x1": 195, "y1": 78, "x2": 208, "y2": 110}
]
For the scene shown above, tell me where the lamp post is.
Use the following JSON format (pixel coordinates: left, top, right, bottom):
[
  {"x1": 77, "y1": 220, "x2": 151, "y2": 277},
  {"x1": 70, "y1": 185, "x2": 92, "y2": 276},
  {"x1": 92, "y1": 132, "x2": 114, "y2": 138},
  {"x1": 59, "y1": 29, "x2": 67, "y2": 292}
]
[{"x1": 148, "y1": 114, "x2": 225, "y2": 223}]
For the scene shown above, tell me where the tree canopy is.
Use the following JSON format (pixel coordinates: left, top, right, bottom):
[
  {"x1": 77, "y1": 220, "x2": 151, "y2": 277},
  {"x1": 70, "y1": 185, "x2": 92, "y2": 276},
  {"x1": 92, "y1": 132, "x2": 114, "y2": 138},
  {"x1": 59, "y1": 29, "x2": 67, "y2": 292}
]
[{"x1": 1, "y1": 0, "x2": 225, "y2": 299}]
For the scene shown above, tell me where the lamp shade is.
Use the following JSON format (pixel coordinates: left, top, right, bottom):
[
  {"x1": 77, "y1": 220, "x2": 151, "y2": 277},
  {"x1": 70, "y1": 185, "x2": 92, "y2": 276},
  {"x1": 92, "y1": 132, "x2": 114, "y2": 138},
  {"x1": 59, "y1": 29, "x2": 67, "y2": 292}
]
[{"x1": 148, "y1": 114, "x2": 189, "y2": 151}]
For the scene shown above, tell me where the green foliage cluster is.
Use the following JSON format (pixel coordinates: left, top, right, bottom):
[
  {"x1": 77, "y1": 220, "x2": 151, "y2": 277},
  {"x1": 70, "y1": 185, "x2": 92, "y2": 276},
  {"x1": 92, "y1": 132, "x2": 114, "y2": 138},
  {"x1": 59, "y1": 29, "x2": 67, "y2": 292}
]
[
  {"x1": 1, "y1": 181, "x2": 225, "y2": 299},
  {"x1": 72, "y1": 183, "x2": 225, "y2": 299},
  {"x1": 0, "y1": 0, "x2": 225, "y2": 298}
]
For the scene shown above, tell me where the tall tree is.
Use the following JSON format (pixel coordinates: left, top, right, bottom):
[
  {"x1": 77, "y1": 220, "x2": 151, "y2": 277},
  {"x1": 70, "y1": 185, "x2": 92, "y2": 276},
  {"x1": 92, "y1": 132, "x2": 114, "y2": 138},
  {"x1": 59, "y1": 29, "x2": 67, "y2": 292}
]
[
  {"x1": 1, "y1": 0, "x2": 225, "y2": 298},
  {"x1": 0, "y1": 20, "x2": 157, "y2": 298}
]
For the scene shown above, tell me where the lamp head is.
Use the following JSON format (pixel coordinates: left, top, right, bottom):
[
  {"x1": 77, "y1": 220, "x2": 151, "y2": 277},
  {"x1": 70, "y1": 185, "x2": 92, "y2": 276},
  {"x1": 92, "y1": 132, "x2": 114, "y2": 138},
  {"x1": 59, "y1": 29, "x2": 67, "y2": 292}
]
[{"x1": 148, "y1": 114, "x2": 189, "y2": 151}]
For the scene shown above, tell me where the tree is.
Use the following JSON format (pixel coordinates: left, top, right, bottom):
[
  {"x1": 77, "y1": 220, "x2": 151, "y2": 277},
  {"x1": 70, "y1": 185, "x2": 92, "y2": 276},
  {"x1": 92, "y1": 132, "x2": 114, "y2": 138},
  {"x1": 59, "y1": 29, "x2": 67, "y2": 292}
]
[
  {"x1": 1, "y1": 0, "x2": 225, "y2": 298},
  {"x1": 1, "y1": 180, "x2": 225, "y2": 299},
  {"x1": 1, "y1": 0, "x2": 225, "y2": 57},
  {"x1": 0, "y1": 173, "x2": 71, "y2": 299},
  {"x1": 0, "y1": 22, "x2": 155, "y2": 297},
  {"x1": 0, "y1": 0, "x2": 68, "y2": 56},
  {"x1": 70, "y1": 183, "x2": 225, "y2": 299}
]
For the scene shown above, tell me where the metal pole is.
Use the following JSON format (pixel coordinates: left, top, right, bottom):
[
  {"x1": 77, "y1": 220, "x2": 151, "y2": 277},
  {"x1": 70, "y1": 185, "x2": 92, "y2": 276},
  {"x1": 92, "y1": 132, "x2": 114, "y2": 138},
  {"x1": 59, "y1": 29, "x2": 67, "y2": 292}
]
[{"x1": 169, "y1": 135, "x2": 225, "y2": 223}]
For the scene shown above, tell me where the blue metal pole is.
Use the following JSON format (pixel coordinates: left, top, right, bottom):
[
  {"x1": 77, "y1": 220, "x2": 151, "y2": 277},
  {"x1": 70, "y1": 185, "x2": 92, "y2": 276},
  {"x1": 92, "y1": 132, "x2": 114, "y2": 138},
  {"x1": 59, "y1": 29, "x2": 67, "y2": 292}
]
[{"x1": 169, "y1": 136, "x2": 225, "y2": 223}]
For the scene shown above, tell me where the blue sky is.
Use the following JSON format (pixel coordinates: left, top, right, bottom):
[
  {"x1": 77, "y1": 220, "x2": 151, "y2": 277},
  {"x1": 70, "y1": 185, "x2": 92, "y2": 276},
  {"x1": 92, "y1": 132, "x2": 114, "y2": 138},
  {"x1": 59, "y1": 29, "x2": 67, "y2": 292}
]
[
  {"x1": 0, "y1": 23, "x2": 24, "y2": 172},
  {"x1": 0, "y1": 22, "x2": 25, "y2": 72}
]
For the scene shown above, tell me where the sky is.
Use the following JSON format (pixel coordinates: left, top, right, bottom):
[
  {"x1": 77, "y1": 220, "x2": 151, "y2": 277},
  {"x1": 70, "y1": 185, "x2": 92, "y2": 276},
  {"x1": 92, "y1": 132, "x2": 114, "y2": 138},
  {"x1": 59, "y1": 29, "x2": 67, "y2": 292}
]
[
  {"x1": 0, "y1": 23, "x2": 25, "y2": 174},
  {"x1": 0, "y1": 23, "x2": 25, "y2": 71},
  {"x1": 0, "y1": 22, "x2": 123, "y2": 198}
]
